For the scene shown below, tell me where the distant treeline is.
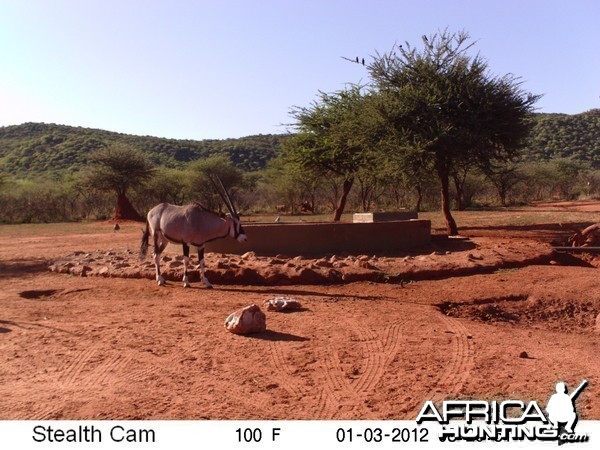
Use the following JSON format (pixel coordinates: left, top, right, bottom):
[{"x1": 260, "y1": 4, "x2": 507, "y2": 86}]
[
  {"x1": 1, "y1": 110, "x2": 599, "y2": 224},
  {"x1": 0, "y1": 109, "x2": 599, "y2": 179}
]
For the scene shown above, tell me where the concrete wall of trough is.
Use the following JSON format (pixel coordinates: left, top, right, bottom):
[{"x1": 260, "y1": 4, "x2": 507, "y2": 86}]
[{"x1": 205, "y1": 219, "x2": 431, "y2": 256}]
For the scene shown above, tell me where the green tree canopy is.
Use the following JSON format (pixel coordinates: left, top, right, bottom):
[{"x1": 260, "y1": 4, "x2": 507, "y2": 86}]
[
  {"x1": 84, "y1": 143, "x2": 155, "y2": 221},
  {"x1": 369, "y1": 29, "x2": 540, "y2": 234},
  {"x1": 187, "y1": 155, "x2": 246, "y2": 212},
  {"x1": 285, "y1": 85, "x2": 380, "y2": 220}
]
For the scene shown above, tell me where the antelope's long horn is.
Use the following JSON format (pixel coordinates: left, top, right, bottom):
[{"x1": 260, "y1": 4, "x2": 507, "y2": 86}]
[
  {"x1": 209, "y1": 175, "x2": 237, "y2": 216},
  {"x1": 216, "y1": 175, "x2": 239, "y2": 216}
]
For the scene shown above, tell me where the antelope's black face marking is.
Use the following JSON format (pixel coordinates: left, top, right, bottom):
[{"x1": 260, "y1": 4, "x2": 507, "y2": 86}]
[{"x1": 231, "y1": 216, "x2": 247, "y2": 242}]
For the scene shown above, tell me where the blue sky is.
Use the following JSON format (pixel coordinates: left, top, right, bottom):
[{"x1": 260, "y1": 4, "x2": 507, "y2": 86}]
[{"x1": 0, "y1": 0, "x2": 598, "y2": 140}]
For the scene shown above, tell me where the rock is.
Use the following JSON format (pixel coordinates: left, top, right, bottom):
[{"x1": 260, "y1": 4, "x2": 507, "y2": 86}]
[
  {"x1": 224, "y1": 305, "x2": 266, "y2": 335},
  {"x1": 314, "y1": 258, "x2": 332, "y2": 268},
  {"x1": 264, "y1": 297, "x2": 302, "y2": 312},
  {"x1": 98, "y1": 267, "x2": 110, "y2": 276},
  {"x1": 60, "y1": 263, "x2": 75, "y2": 273},
  {"x1": 549, "y1": 260, "x2": 559, "y2": 265},
  {"x1": 519, "y1": 351, "x2": 530, "y2": 359},
  {"x1": 70, "y1": 265, "x2": 92, "y2": 277},
  {"x1": 357, "y1": 260, "x2": 373, "y2": 269},
  {"x1": 357, "y1": 255, "x2": 370, "y2": 262},
  {"x1": 162, "y1": 256, "x2": 172, "y2": 262},
  {"x1": 332, "y1": 261, "x2": 348, "y2": 268},
  {"x1": 467, "y1": 253, "x2": 483, "y2": 261},
  {"x1": 241, "y1": 251, "x2": 256, "y2": 260}
]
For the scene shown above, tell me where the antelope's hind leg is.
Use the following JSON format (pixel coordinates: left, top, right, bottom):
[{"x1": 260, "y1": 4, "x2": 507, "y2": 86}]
[
  {"x1": 182, "y1": 244, "x2": 191, "y2": 288},
  {"x1": 198, "y1": 246, "x2": 213, "y2": 289},
  {"x1": 153, "y1": 231, "x2": 167, "y2": 286}
]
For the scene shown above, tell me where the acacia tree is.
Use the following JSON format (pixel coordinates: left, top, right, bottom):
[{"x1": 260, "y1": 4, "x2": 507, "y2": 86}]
[
  {"x1": 187, "y1": 155, "x2": 246, "y2": 212},
  {"x1": 369, "y1": 30, "x2": 539, "y2": 234},
  {"x1": 285, "y1": 85, "x2": 380, "y2": 221},
  {"x1": 485, "y1": 161, "x2": 524, "y2": 206},
  {"x1": 84, "y1": 143, "x2": 155, "y2": 221}
]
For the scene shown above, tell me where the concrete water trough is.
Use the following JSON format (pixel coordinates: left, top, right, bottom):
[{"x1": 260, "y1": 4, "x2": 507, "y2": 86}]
[{"x1": 205, "y1": 219, "x2": 431, "y2": 256}]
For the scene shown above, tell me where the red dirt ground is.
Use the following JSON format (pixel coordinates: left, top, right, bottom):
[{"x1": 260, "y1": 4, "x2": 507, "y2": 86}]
[{"x1": 1, "y1": 208, "x2": 599, "y2": 420}]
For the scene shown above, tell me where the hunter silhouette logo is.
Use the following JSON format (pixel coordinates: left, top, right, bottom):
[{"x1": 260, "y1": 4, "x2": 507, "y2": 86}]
[
  {"x1": 416, "y1": 379, "x2": 590, "y2": 443},
  {"x1": 546, "y1": 380, "x2": 588, "y2": 443}
]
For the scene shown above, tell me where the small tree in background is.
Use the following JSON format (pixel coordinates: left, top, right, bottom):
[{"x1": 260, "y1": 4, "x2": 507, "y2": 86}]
[
  {"x1": 485, "y1": 161, "x2": 524, "y2": 206},
  {"x1": 286, "y1": 85, "x2": 380, "y2": 221},
  {"x1": 84, "y1": 143, "x2": 155, "y2": 221},
  {"x1": 187, "y1": 155, "x2": 245, "y2": 212}
]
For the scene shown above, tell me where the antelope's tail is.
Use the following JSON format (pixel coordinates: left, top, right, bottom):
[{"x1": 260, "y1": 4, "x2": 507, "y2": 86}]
[{"x1": 139, "y1": 219, "x2": 150, "y2": 261}]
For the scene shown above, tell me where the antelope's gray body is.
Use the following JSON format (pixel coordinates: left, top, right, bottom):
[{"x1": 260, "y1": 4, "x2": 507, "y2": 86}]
[{"x1": 140, "y1": 195, "x2": 246, "y2": 288}]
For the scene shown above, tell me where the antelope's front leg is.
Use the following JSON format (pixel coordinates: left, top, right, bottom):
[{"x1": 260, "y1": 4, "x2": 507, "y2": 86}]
[
  {"x1": 182, "y1": 244, "x2": 191, "y2": 288},
  {"x1": 198, "y1": 246, "x2": 212, "y2": 288}
]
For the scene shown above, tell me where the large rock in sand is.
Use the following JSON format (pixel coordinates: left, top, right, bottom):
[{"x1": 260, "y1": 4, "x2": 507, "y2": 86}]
[{"x1": 225, "y1": 304, "x2": 266, "y2": 335}]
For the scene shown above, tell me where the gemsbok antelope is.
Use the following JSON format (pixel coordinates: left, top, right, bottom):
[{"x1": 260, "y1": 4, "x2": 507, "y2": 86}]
[{"x1": 139, "y1": 176, "x2": 247, "y2": 288}]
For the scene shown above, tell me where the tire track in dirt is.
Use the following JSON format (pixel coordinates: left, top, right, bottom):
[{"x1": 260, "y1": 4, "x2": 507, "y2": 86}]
[
  {"x1": 29, "y1": 404, "x2": 63, "y2": 420},
  {"x1": 432, "y1": 314, "x2": 474, "y2": 399},
  {"x1": 353, "y1": 320, "x2": 404, "y2": 395},
  {"x1": 266, "y1": 319, "x2": 405, "y2": 419},
  {"x1": 81, "y1": 354, "x2": 132, "y2": 388},
  {"x1": 317, "y1": 319, "x2": 406, "y2": 419},
  {"x1": 122, "y1": 362, "x2": 160, "y2": 383},
  {"x1": 1, "y1": 399, "x2": 62, "y2": 420},
  {"x1": 267, "y1": 341, "x2": 303, "y2": 398},
  {"x1": 401, "y1": 311, "x2": 474, "y2": 419},
  {"x1": 57, "y1": 346, "x2": 97, "y2": 386}
]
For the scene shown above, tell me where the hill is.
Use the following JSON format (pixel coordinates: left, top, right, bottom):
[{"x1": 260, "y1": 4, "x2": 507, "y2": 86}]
[
  {"x1": 524, "y1": 109, "x2": 600, "y2": 167},
  {"x1": 1, "y1": 109, "x2": 598, "y2": 178},
  {"x1": 0, "y1": 123, "x2": 287, "y2": 178}
]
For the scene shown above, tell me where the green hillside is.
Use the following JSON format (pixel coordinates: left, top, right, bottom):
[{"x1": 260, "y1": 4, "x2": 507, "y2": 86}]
[
  {"x1": 1, "y1": 109, "x2": 598, "y2": 178},
  {"x1": 524, "y1": 109, "x2": 600, "y2": 167},
  {"x1": 0, "y1": 122, "x2": 287, "y2": 177}
]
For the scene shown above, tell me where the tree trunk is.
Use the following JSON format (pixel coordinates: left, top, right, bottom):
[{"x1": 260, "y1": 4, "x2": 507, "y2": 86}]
[
  {"x1": 499, "y1": 188, "x2": 507, "y2": 207},
  {"x1": 114, "y1": 192, "x2": 144, "y2": 221},
  {"x1": 453, "y1": 173, "x2": 465, "y2": 211},
  {"x1": 415, "y1": 185, "x2": 423, "y2": 213},
  {"x1": 333, "y1": 178, "x2": 354, "y2": 222},
  {"x1": 438, "y1": 169, "x2": 459, "y2": 235}
]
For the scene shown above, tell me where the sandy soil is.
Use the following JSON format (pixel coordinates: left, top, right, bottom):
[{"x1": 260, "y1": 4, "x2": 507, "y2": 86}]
[{"x1": 1, "y1": 213, "x2": 599, "y2": 420}]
